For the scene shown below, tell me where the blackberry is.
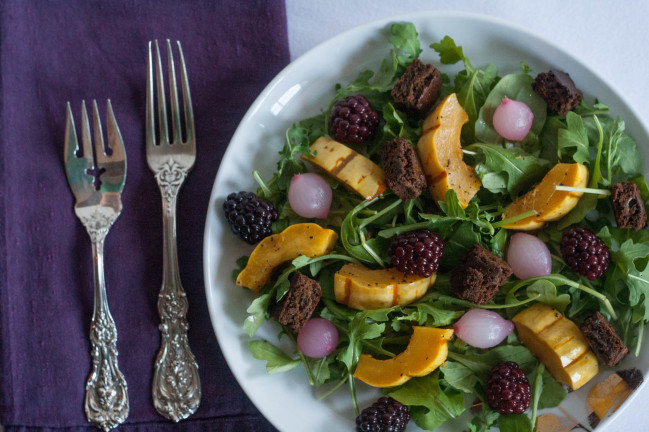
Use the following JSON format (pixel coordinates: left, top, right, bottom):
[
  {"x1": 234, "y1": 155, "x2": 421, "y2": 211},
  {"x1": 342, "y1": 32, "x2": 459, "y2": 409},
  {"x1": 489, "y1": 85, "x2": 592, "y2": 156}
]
[
  {"x1": 486, "y1": 361, "x2": 531, "y2": 414},
  {"x1": 329, "y1": 94, "x2": 380, "y2": 145},
  {"x1": 355, "y1": 396, "x2": 410, "y2": 432},
  {"x1": 223, "y1": 191, "x2": 278, "y2": 244},
  {"x1": 560, "y1": 227, "x2": 610, "y2": 280},
  {"x1": 388, "y1": 229, "x2": 445, "y2": 277}
]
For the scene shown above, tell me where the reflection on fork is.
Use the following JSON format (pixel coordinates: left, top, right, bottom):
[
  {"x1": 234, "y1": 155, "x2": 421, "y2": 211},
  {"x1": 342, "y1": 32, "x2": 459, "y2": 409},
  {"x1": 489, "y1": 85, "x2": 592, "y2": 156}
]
[
  {"x1": 146, "y1": 39, "x2": 201, "y2": 422},
  {"x1": 64, "y1": 100, "x2": 129, "y2": 431}
]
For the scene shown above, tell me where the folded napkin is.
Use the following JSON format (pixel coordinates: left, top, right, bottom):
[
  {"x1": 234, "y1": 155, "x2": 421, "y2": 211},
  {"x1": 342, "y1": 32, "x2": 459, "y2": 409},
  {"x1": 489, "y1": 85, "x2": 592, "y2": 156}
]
[{"x1": 0, "y1": 0, "x2": 288, "y2": 430}]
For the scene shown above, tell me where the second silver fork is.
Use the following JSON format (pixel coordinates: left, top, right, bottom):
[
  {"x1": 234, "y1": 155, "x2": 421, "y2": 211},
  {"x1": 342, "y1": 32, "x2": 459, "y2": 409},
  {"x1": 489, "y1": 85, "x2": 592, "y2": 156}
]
[{"x1": 146, "y1": 39, "x2": 201, "y2": 422}]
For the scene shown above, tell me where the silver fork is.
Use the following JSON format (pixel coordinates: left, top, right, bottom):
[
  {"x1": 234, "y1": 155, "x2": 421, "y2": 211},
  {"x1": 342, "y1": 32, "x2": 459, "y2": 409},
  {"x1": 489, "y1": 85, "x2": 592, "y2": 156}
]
[
  {"x1": 146, "y1": 39, "x2": 201, "y2": 422},
  {"x1": 64, "y1": 100, "x2": 129, "y2": 431}
]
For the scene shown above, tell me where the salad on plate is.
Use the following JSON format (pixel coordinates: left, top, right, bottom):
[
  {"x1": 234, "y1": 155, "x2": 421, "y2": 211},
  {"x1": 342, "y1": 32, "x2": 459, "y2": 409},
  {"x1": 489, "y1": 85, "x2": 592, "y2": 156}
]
[{"x1": 221, "y1": 22, "x2": 649, "y2": 432}]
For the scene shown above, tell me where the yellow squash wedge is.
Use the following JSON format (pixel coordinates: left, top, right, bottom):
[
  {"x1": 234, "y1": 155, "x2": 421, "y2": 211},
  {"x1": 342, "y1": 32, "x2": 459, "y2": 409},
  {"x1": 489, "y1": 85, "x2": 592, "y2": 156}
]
[
  {"x1": 354, "y1": 327, "x2": 453, "y2": 387},
  {"x1": 513, "y1": 303, "x2": 598, "y2": 390},
  {"x1": 417, "y1": 93, "x2": 481, "y2": 208},
  {"x1": 236, "y1": 223, "x2": 337, "y2": 291},
  {"x1": 502, "y1": 163, "x2": 589, "y2": 230},
  {"x1": 303, "y1": 137, "x2": 387, "y2": 200},
  {"x1": 334, "y1": 263, "x2": 435, "y2": 310}
]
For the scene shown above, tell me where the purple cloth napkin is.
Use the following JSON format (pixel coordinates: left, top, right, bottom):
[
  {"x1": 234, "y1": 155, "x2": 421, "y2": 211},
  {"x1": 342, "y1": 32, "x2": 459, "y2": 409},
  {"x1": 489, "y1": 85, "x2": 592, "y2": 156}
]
[{"x1": 0, "y1": 1, "x2": 288, "y2": 430}]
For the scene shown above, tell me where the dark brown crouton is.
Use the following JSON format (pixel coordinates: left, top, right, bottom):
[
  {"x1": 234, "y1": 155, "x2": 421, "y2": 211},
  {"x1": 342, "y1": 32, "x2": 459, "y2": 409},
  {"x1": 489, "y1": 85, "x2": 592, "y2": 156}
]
[
  {"x1": 380, "y1": 138, "x2": 427, "y2": 200},
  {"x1": 531, "y1": 69, "x2": 582, "y2": 116},
  {"x1": 611, "y1": 181, "x2": 647, "y2": 231},
  {"x1": 391, "y1": 58, "x2": 442, "y2": 118},
  {"x1": 450, "y1": 244, "x2": 513, "y2": 305},
  {"x1": 617, "y1": 368, "x2": 644, "y2": 389},
  {"x1": 272, "y1": 272, "x2": 321, "y2": 333},
  {"x1": 580, "y1": 312, "x2": 629, "y2": 367}
]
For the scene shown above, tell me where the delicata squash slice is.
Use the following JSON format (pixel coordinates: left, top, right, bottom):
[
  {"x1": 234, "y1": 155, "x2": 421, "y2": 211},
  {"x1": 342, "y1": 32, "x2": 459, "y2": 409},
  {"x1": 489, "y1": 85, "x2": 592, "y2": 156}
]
[
  {"x1": 303, "y1": 137, "x2": 387, "y2": 200},
  {"x1": 513, "y1": 303, "x2": 598, "y2": 390},
  {"x1": 501, "y1": 162, "x2": 588, "y2": 230},
  {"x1": 353, "y1": 326, "x2": 453, "y2": 387},
  {"x1": 417, "y1": 93, "x2": 481, "y2": 208},
  {"x1": 333, "y1": 263, "x2": 436, "y2": 310},
  {"x1": 236, "y1": 223, "x2": 337, "y2": 291}
]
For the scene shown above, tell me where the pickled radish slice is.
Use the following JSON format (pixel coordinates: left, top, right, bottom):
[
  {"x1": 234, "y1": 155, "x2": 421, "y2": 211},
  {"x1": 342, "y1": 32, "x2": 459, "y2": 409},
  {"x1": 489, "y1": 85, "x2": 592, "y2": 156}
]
[
  {"x1": 493, "y1": 97, "x2": 534, "y2": 141},
  {"x1": 297, "y1": 318, "x2": 339, "y2": 358},
  {"x1": 453, "y1": 309, "x2": 514, "y2": 349},
  {"x1": 507, "y1": 233, "x2": 552, "y2": 279},
  {"x1": 288, "y1": 173, "x2": 333, "y2": 219}
]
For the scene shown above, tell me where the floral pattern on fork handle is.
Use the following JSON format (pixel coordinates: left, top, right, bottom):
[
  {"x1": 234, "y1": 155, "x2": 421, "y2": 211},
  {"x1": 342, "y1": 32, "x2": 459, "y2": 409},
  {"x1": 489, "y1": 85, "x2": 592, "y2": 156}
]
[
  {"x1": 83, "y1": 220, "x2": 129, "y2": 432},
  {"x1": 152, "y1": 157, "x2": 201, "y2": 422}
]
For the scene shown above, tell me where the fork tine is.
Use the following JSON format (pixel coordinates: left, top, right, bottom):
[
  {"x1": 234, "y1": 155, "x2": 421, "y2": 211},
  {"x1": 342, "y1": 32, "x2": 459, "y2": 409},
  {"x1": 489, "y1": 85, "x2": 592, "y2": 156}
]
[
  {"x1": 106, "y1": 100, "x2": 125, "y2": 163},
  {"x1": 153, "y1": 40, "x2": 169, "y2": 145},
  {"x1": 146, "y1": 41, "x2": 157, "y2": 152},
  {"x1": 166, "y1": 39, "x2": 182, "y2": 145},
  {"x1": 64, "y1": 102, "x2": 79, "y2": 165},
  {"x1": 92, "y1": 99, "x2": 109, "y2": 165},
  {"x1": 80, "y1": 100, "x2": 94, "y2": 166},
  {"x1": 176, "y1": 40, "x2": 195, "y2": 145}
]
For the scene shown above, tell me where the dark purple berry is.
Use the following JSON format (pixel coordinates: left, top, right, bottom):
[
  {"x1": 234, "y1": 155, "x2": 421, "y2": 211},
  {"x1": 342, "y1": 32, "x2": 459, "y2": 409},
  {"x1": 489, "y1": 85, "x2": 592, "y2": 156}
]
[
  {"x1": 388, "y1": 229, "x2": 445, "y2": 277},
  {"x1": 223, "y1": 191, "x2": 278, "y2": 244},
  {"x1": 560, "y1": 227, "x2": 610, "y2": 280},
  {"x1": 329, "y1": 95, "x2": 380, "y2": 145},
  {"x1": 486, "y1": 361, "x2": 531, "y2": 414},
  {"x1": 355, "y1": 396, "x2": 410, "y2": 432}
]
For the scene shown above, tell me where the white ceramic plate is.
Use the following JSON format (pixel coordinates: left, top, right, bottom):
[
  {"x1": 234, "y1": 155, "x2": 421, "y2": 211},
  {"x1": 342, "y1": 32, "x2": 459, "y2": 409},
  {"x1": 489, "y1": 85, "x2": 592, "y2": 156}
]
[{"x1": 204, "y1": 11, "x2": 649, "y2": 432}]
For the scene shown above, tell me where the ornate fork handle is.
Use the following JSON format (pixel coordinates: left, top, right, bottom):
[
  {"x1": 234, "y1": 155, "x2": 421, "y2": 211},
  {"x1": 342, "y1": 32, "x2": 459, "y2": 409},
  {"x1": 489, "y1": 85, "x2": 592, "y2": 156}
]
[
  {"x1": 152, "y1": 158, "x2": 201, "y2": 422},
  {"x1": 84, "y1": 222, "x2": 129, "y2": 432}
]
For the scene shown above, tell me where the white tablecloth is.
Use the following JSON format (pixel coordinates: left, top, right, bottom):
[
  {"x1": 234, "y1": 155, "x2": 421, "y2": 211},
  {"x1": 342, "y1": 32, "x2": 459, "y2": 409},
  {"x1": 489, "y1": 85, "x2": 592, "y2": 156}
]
[{"x1": 286, "y1": 1, "x2": 648, "y2": 430}]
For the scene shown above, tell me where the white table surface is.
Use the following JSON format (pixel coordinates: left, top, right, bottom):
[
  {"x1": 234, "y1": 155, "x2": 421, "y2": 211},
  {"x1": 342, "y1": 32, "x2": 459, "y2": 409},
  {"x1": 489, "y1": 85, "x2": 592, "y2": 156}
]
[{"x1": 285, "y1": 1, "x2": 648, "y2": 430}]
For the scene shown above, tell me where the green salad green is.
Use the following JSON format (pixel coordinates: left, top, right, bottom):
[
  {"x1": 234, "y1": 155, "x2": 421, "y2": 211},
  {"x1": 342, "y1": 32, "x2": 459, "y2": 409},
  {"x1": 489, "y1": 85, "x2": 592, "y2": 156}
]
[{"x1": 233, "y1": 22, "x2": 649, "y2": 432}]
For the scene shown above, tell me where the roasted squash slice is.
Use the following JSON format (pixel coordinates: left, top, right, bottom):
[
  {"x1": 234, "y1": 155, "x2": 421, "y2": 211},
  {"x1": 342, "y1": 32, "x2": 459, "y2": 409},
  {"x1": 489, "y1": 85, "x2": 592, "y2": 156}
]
[
  {"x1": 354, "y1": 327, "x2": 453, "y2": 387},
  {"x1": 513, "y1": 303, "x2": 598, "y2": 390},
  {"x1": 417, "y1": 93, "x2": 481, "y2": 208},
  {"x1": 303, "y1": 137, "x2": 387, "y2": 200},
  {"x1": 236, "y1": 223, "x2": 337, "y2": 291},
  {"x1": 334, "y1": 263, "x2": 435, "y2": 310},
  {"x1": 502, "y1": 163, "x2": 588, "y2": 230}
]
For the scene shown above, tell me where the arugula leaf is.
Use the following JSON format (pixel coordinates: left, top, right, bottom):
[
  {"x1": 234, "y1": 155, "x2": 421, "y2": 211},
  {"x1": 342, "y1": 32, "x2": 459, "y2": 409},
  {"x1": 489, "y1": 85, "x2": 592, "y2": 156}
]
[
  {"x1": 430, "y1": 35, "x2": 466, "y2": 64},
  {"x1": 440, "y1": 360, "x2": 478, "y2": 394},
  {"x1": 529, "y1": 363, "x2": 544, "y2": 430},
  {"x1": 341, "y1": 197, "x2": 402, "y2": 265},
  {"x1": 525, "y1": 280, "x2": 571, "y2": 313},
  {"x1": 498, "y1": 414, "x2": 532, "y2": 432},
  {"x1": 380, "y1": 102, "x2": 421, "y2": 143},
  {"x1": 410, "y1": 300, "x2": 464, "y2": 327},
  {"x1": 611, "y1": 239, "x2": 649, "y2": 321},
  {"x1": 537, "y1": 367, "x2": 568, "y2": 409},
  {"x1": 338, "y1": 312, "x2": 385, "y2": 371},
  {"x1": 387, "y1": 372, "x2": 466, "y2": 431},
  {"x1": 466, "y1": 404, "x2": 500, "y2": 432},
  {"x1": 388, "y1": 22, "x2": 422, "y2": 64},
  {"x1": 468, "y1": 143, "x2": 550, "y2": 199},
  {"x1": 557, "y1": 112, "x2": 590, "y2": 164},
  {"x1": 538, "y1": 116, "x2": 564, "y2": 163},
  {"x1": 596, "y1": 116, "x2": 643, "y2": 182},
  {"x1": 248, "y1": 340, "x2": 301, "y2": 374},
  {"x1": 244, "y1": 292, "x2": 272, "y2": 337}
]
